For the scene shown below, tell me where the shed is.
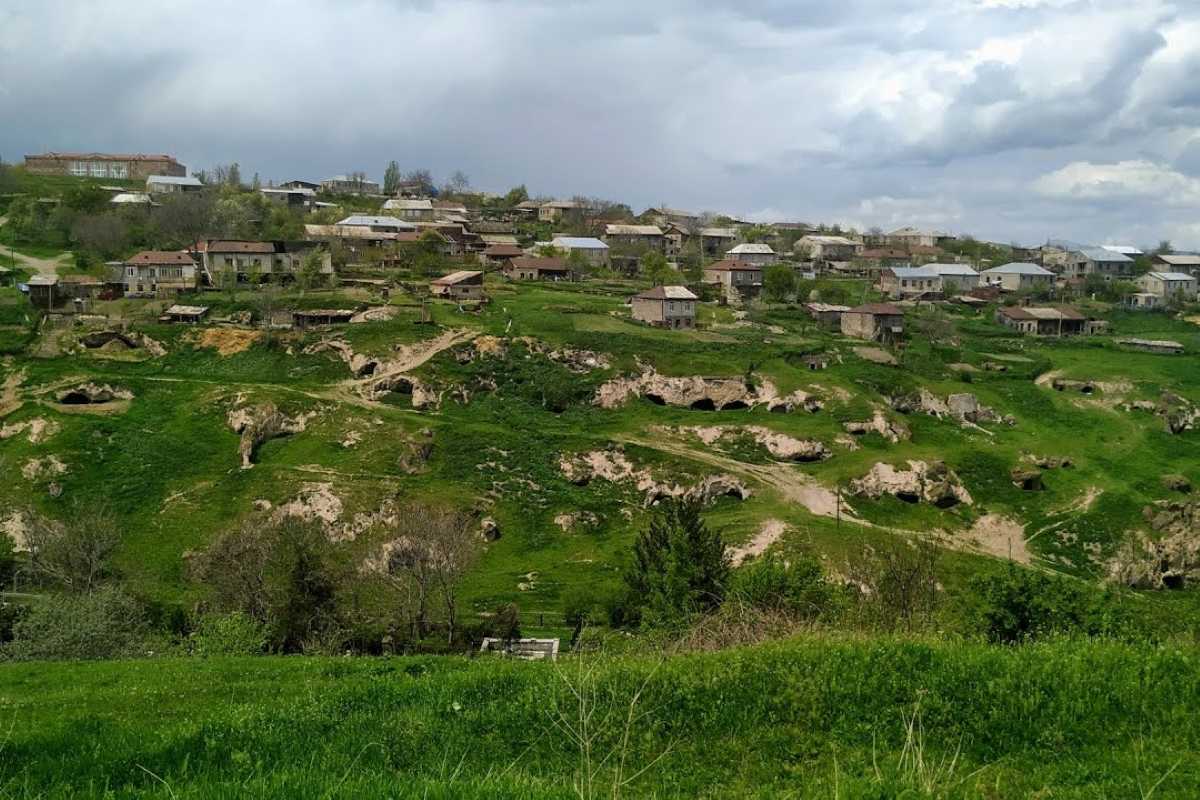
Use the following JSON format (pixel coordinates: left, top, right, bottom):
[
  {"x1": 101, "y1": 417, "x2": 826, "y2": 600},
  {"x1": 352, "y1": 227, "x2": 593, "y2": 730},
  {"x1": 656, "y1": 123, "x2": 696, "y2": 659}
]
[
  {"x1": 292, "y1": 309, "x2": 356, "y2": 328},
  {"x1": 162, "y1": 304, "x2": 209, "y2": 324}
]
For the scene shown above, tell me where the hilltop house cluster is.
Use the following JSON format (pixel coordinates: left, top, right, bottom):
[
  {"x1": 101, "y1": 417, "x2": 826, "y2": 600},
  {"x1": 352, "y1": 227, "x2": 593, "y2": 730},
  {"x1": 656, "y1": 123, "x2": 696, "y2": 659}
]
[{"x1": 17, "y1": 151, "x2": 1200, "y2": 342}]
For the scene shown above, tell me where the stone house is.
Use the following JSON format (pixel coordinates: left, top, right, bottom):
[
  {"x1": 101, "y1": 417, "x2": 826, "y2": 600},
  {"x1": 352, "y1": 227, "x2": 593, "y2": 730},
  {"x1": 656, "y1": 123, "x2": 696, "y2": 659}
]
[
  {"x1": 795, "y1": 235, "x2": 863, "y2": 262},
  {"x1": 1137, "y1": 271, "x2": 1198, "y2": 300},
  {"x1": 539, "y1": 201, "x2": 580, "y2": 222},
  {"x1": 805, "y1": 302, "x2": 850, "y2": 327},
  {"x1": 995, "y1": 306, "x2": 1087, "y2": 336},
  {"x1": 981, "y1": 262, "x2": 1055, "y2": 292},
  {"x1": 504, "y1": 256, "x2": 570, "y2": 281},
  {"x1": 702, "y1": 259, "x2": 762, "y2": 301},
  {"x1": 430, "y1": 270, "x2": 484, "y2": 301},
  {"x1": 604, "y1": 224, "x2": 665, "y2": 253},
  {"x1": 879, "y1": 264, "x2": 980, "y2": 299},
  {"x1": 1062, "y1": 247, "x2": 1134, "y2": 281},
  {"x1": 1152, "y1": 254, "x2": 1200, "y2": 278},
  {"x1": 320, "y1": 175, "x2": 381, "y2": 194},
  {"x1": 337, "y1": 215, "x2": 416, "y2": 234},
  {"x1": 550, "y1": 237, "x2": 609, "y2": 268},
  {"x1": 840, "y1": 303, "x2": 904, "y2": 342},
  {"x1": 197, "y1": 240, "x2": 332, "y2": 285},
  {"x1": 479, "y1": 244, "x2": 526, "y2": 268},
  {"x1": 123, "y1": 251, "x2": 198, "y2": 297},
  {"x1": 630, "y1": 286, "x2": 698, "y2": 329},
  {"x1": 725, "y1": 243, "x2": 778, "y2": 266},
  {"x1": 382, "y1": 198, "x2": 435, "y2": 221}
]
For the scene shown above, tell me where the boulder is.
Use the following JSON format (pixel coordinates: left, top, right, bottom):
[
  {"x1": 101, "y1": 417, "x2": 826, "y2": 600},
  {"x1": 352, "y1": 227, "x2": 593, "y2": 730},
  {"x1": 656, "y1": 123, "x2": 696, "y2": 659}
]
[
  {"x1": 843, "y1": 410, "x2": 910, "y2": 443},
  {"x1": 1010, "y1": 466, "x2": 1043, "y2": 491},
  {"x1": 1108, "y1": 499, "x2": 1200, "y2": 589},
  {"x1": 480, "y1": 517, "x2": 501, "y2": 542},
  {"x1": 227, "y1": 402, "x2": 313, "y2": 468},
  {"x1": 1162, "y1": 474, "x2": 1192, "y2": 493}
]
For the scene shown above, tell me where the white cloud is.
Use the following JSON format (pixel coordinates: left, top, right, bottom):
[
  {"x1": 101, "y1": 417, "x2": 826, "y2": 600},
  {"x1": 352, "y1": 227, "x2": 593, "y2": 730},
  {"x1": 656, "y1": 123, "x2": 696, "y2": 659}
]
[{"x1": 1033, "y1": 160, "x2": 1200, "y2": 205}]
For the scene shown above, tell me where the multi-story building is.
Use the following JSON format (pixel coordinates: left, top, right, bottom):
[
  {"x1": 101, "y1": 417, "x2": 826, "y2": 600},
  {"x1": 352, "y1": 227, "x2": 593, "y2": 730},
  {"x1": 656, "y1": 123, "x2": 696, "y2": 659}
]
[{"x1": 23, "y1": 152, "x2": 186, "y2": 180}]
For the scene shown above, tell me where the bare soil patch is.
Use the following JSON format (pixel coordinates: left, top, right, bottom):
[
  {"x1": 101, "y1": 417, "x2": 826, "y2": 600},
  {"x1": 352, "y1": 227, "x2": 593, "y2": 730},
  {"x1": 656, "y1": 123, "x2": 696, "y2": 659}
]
[
  {"x1": 728, "y1": 518, "x2": 788, "y2": 566},
  {"x1": 195, "y1": 328, "x2": 263, "y2": 356}
]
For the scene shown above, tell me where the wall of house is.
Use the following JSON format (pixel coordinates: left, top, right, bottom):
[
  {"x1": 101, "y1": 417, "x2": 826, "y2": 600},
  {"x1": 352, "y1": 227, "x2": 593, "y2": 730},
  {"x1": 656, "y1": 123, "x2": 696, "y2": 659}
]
[
  {"x1": 631, "y1": 298, "x2": 666, "y2": 324},
  {"x1": 840, "y1": 313, "x2": 878, "y2": 340}
]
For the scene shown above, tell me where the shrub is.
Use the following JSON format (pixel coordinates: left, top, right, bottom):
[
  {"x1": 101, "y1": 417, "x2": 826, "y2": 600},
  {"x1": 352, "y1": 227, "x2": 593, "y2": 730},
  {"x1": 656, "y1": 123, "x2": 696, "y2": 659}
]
[
  {"x1": 846, "y1": 538, "x2": 941, "y2": 632},
  {"x1": 728, "y1": 552, "x2": 833, "y2": 618},
  {"x1": 967, "y1": 565, "x2": 1134, "y2": 643},
  {"x1": 2, "y1": 587, "x2": 152, "y2": 661},
  {"x1": 188, "y1": 611, "x2": 268, "y2": 657}
]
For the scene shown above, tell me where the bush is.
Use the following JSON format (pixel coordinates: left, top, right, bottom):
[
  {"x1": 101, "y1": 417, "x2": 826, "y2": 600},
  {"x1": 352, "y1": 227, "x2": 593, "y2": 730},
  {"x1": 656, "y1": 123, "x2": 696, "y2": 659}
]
[
  {"x1": 728, "y1": 552, "x2": 833, "y2": 618},
  {"x1": 188, "y1": 611, "x2": 268, "y2": 657},
  {"x1": 1, "y1": 587, "x2": 153, "y2": 661},
  {"x1": 967, "y1": 565, "x2": 1135, "y2": 643}
]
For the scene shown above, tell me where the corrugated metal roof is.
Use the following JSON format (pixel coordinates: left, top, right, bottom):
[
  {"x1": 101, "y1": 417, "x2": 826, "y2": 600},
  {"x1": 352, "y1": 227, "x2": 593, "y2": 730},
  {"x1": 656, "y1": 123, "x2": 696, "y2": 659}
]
[
  {"x1": 1101, "y1": 244, "x2": 1143, "y2": 256},
  {"x1": 801, "y1": 235, "x2": 858, "y2": 245},
  {"x1": 552, "y1": 237, "x2": 608, "y2": 250},
  {"x1": 382, "y1": 198, "x2": 433, "y2": 211},
  {"x1": 606, "y1": 224, "x2": 663, "y2": 236},
  {"x1": 728, "y1": 243, "x2": 775, "y2": 254},
  {"x1": 337, "y1": 215, "x2": 415, "y2": 229},
  {"x1": 1078, "y1": 247, "x2": 1133, "y2": 263},
  {"x1": 1157, "y1": 254, "x2": 1200, "y2": 266},
  {"x1": 983, "y1": 262, "x2": 1054, "y2": 276},
  {"x1": 146, "y1": 175, "x2": 202, "y2": 186},
  {"x1": 431, "y1": 270, "x2": 483, "y2": 285},
  {"x1": 637, "y1": 285, "x2": 698, "y2": 300},
  {"x1": 891, "y1": 264, "x2": 979, "y2": 278},
  {"x1": 1145, "y1": 271, "x2": 1196, "y2": 281}
]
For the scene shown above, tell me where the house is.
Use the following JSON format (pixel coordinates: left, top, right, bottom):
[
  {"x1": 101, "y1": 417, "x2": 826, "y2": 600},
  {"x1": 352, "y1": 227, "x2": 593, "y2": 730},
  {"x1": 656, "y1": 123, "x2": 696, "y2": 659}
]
[
  {"x1": 162, "y1": 304, "x2": 209, "y2": 324},
  {"x1": 886, "y1": 227, "x2": 955, "y2": 249},
  {"x1": 631, "y1": 286, "x2": 698, "y2": 329},
  {"x1": 146, "y1": 175, "x2": 203, "y2": 194},
  {"x1": 280, "y1": 180, "x2": 320, "y2": 191},
  {"x1": 320, "y1": 175, "x2": 381, "y2": 194},
  {"x1": 550, "y1": 236, "x2": 609, "y2": 267},
  {"x1": 859, "y1": 248, "x2": 910, "y2": 270},
  {"x1": 292, "y1": 309, "x2": 355, "y2": 328},
  {"x1": 478, "y1": 233, "x2": 521, "y2": 248},
  {"x1": 57, "y1": 274, "x2": 104, "y2": 303},
  {"x1": 433, "y1": 201, "x2": 469, "y2": 219},
  {"x1": 805, "y1": 302, "x2": 850, "y2": 327},
  {"x1": 1063, "y1": 247, "x2": 1134, "y2": 281},
  {"x1": 1153, "y1": 254, "x2": 1200, "y2": 277},
  {"x1": 479, "y1": 244, "x2": 525, "y2": 267},
  {"x1": 995, "y1": 306, "x2": 1087, "y2": 336},
  {"x1": 382, "y1": 198, "x2": 435, "y2": 221},
  {"x1": 1137, "y1": 271, "x2": 1198, "y2": 301},
  {"x1": 699, "y1": 227, "x2": 737, "y2": 257},
  {"x1": 643, "y1": 207, "x2": 699, "y2": 227},
  {"x1": 196, "y1": 240, "x2": 333, "y2": 285},
  {"x1": 702, "y1": 259, "x2": 762, "y2": 301},
  {"x1": 981, "y1": 262, "x2": 1055, "y2": 292},
  {"x1": 123, "y1": 251, "x2": 197, "y2": 296},
  {"x1": 430, "y1": 270, "x2": 484, "y2": 301},
  {"x1": 1127, "y1": 293, "x2": 1161, "y2": 310},
  {"x1": 304, "y1": 224, "x2": 406, "y2": 251},
  {"x1": 503, "y1": 256, "x2": 570, "y2": 281},
  {"x1": 795, "y1": 235, "x2": 863, "y2": 262},
  {"x1": 725, "y1": 243, "x2": 777, "y2": 266},
  {"x1": 336, "y1": 215, "x2": 416, "y2": 234},
  {"x1": 1101, "y1": 245, "x2": 1144, "y2": 258},
  {"x1": 26, "y1": 275, "x2": 60, "y2": 310},
  {"x1": 604, "y1": 224, "x2": 664, "y2": 252},
  {"x1": 879, "y1": 264, "x2": 980, "y2": 299},
  {"x1": 840, "y1": 303, "x2": 904, "y2": 342},
  {"x1": 260, "y1": 186, "x2": 316, "y2": 209},
  {"x1": 23, "y1": 152, "x2": 185, "y2": 179},
  {"x1": 514, "y1": 200, "x2": 543, "y2": 214},
  {"x1": 539, "y1": 201, "x2": 580, "y2": 222}
]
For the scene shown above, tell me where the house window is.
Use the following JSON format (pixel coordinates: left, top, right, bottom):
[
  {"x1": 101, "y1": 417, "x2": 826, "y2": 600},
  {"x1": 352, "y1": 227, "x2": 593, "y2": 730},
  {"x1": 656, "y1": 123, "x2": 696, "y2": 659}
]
[
  {"x1": 109, "y1": 163, "x2": 128, "y2": 179},
  {"x1": 70, "y1": 161, "x2": 89, "y2": 177},
  {"x1": 89, "y1": 162, "x2": 107, "y2": 177}
]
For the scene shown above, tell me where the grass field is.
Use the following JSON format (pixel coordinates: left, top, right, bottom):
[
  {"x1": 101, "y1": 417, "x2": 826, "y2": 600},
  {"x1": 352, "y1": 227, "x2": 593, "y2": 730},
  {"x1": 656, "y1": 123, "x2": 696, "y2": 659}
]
[
  {"x1": 0, "y1": 636, "x2": 1197, "y2": 798},
  {"x1": 2, "y1": 275, "x2": 1200, "y2": 624}
]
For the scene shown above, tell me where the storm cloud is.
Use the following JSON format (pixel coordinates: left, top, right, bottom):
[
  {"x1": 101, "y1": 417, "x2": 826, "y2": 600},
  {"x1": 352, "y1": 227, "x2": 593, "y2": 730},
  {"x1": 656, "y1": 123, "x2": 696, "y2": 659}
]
[{"x1": 3, "y1": 0, "x2": 1199, "y2": 247}]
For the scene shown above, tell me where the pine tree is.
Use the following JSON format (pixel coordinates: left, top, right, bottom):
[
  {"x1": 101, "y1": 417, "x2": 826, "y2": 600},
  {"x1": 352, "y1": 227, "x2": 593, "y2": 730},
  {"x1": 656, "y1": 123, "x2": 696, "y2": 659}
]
[{"x1": 624, "y1": 499, "x2": 729, "y2": 625}]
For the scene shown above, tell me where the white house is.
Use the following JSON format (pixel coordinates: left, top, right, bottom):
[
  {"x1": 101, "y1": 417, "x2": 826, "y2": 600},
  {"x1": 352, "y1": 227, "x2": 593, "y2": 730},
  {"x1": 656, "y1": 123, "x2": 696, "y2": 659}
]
[
  {"x1": 550, "y1": 236, "x2": 609, "y2": 267},
  {"x1": 879, "y1": 264, "x2": 979, "y2": 298},
  {"x1": 1137, "y1": 271, "x2": 1198, "y2": 301},
  {"x1": 981, "y1": 262, "x2": 1055, "y2": 291}
]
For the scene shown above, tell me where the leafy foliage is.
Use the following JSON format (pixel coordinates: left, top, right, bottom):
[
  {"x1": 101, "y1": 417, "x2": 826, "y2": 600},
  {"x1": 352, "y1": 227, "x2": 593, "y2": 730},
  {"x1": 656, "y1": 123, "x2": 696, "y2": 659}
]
[{"x1": 624, "y1": 500, "x2": 729, "y2": 625}]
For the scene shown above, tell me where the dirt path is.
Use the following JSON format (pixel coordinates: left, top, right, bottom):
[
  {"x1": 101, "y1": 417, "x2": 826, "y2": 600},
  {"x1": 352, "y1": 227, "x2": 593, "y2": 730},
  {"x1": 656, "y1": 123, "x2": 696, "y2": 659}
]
[
  {"x1": 380, "y1": 327, "x2": 478, "y2": 374},
  {"x1": 728, "y1": 518, "x2": 788, "y2": 566},
  {"x1": 0, "y1": 368, "x2": 26, "y2": 416},
  {"x1": 619, "y1": 434, "x2": 853, "y2": 521},
  {"x1": 965, "y1": 514, "x2": 1031, "y2": 564},
  {"x1": 9, "y1": 250, "x2": 71, "y2": 278}
]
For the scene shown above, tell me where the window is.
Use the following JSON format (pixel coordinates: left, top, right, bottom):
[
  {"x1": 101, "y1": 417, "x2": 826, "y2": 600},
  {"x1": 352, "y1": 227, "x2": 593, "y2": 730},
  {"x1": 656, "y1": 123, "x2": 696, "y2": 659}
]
[
  {"x1": 70, "y1": 161, "x2": 89, "y2": 177},
  {"x1": 89, "y1": 162, "x2": 107, "y2": 177},
  {"x1": 109, "y1": 163, "x2": 128, "y2": 179}
]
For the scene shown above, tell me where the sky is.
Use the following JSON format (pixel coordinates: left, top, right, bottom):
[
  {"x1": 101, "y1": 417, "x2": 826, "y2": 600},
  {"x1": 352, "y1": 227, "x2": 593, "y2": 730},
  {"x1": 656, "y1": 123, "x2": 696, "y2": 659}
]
[{"x1": 3, "y1": 0, "x2": 1200, "y2": 248}]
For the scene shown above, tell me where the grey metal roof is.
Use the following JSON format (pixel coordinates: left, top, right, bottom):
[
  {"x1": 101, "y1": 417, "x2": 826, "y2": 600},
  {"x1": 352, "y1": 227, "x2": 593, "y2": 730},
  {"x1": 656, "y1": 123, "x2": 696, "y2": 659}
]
[
  {"x1": 1144, "y1": 271, "x2": 1196, "y2": 282},
  {"x1": 727, "y1": 243, "x2": 775, "y2": 254},
  {"x1": 337, "y1": 215, "x2": 415, "y2": 229},
  {"x1": 146, "y1": 175, "x2": 202, "y2": 186},
  {"x1": 983, "y1": 262, "x2": 1054, "y2": 276},
  {"x1": 1078, "y1": 247, "x2": 1133, "y2": 263},
  {"x1": 892, "y1": 263, "x2": 979, "y2": 278},
  {"x1": 552, "y1": 236, "x2": 608, "y2": 250}
]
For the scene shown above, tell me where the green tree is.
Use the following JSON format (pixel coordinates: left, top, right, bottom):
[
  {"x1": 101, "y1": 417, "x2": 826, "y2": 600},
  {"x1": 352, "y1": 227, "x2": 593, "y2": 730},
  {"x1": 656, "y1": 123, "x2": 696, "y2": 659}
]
[
  {"x1": 63, "y1": 183, "x2": 110, "y2": 214},
  {"x1": 227, "y1": 162, "x2": 242, "y2": 188},
  {"x1": 566, "y1": 247, "x2": 590, "y2": 279},
  {"x1": 640, "y1": 250, "x2": 673, "y2": 285},
  {"x1": 762, "y1": 265, "x2": 796, "y2": 302},
  {"x1": 624, "y1": 500, "x2": 729, "y2": 625},
  {"x1": 383, "y1": 160, "x2": 401, "y2": 195},
  {"x1": 503, "y1": 184, "x2": 529, "y2": 207},
  {"x1": 297, "y1": 248, "x2": 326, "y2": 291}
]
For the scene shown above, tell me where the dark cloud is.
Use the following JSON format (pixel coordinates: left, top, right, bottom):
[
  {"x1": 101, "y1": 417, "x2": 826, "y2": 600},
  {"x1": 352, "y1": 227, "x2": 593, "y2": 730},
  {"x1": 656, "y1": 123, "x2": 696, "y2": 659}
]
[{"x1": 1, "y1": 0, "x2": 1198, "y2": 246}]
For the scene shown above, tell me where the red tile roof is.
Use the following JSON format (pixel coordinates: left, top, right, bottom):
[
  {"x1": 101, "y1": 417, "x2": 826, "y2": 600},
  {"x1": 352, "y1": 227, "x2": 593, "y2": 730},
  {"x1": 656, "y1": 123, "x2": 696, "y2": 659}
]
[
  {"x1": 507, "y1": 256, "x2": 567, "y2": 271},
  {"x1": 848, "y1": 303, "x2": 904, "y2": 316},
  {"x1": 126, "y1": 250, "x2": 194, "y2": 266},
  {"x1": 704, "y1": 259, "x2": 762, "y2": 272}
]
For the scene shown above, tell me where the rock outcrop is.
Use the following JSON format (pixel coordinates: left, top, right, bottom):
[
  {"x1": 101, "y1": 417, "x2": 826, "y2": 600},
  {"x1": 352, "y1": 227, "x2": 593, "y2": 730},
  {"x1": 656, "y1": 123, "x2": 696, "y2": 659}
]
[
  {"x1": 678, "y1": 425, "x2": 831, "y2": 462},
  {"x1": 850, "y1": 460, "x2": 972, "y2": 507},
  {"x1": 890, "y1": 389, "x2": 1013, "y2": 427},
  {"x1": 22, "y1": 455, "x2": 67, "y2": 482},
  {"x1": 560, "y1": 446, "x2": 751, "y2": 506},
  {"x1": 595, "y1": 368, "x2": 821, "y2": 414},
  {"x1": 56, "y1": 383, "x2": 133, "y2": 405},
  {"x1": 0, "y1": 417, "x2": 60, "y2": 444},
  {"x1": 1108, "y1": 500, "x2": 1200, "y2": 589},
  {"x1": 843, "y1": 410, "x2": 910, "y2": 443},
  {"x1": 227, "y1": 402, "x2": 315, "y2": 468}
]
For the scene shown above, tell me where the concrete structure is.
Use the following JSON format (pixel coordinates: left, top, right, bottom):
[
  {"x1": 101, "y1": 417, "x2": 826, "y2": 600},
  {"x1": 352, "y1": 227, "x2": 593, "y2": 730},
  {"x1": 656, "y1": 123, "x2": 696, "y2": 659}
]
[
  {"x1": 631, "y1": 286, "x2": 698, "y2": 329},
  {"x1": 643, "y1": 207, "x2": 699, "y2": 227},
  {"x1": 1153, "y1": 254, "x2": 1200, "y2": 276},
  {"x1": 197, "y1": 240, "x2": 332, "y2": 285},
  {"x1": 162, "y1": 304, "x2": 209, "y2": 324},
  {"x1": 382, "y1": 198, "x2": 435, "y2": 221},
  {"x1": 430, "y1": 270, "x2": 484, "y2": 301},
  {"x1": 981, "y1": 262, "x2": 1055, "y2": 292},
  {"x1": 320, "y1": 175, "x2": 381, "y2": 194},
  {"x1": 260, "y1": 186, "x2": 316, "y2": 209},
  {"x1": 26, "y1": 275, "x2": 60, "y2": 310},
  {"x1": 886, "y1": 227, "x2": 954, "y2": 249},
  {"x1": 539, "y1": 201, "x2": 580, "y2": 222},
  {"x1": 698, "y1": 227, "x2": 737, "y2": 257},
  {"x1": 146, "y1": 175, "x2": 203, "y2": 194},
  {"x1": 503, "y1": 256, "x2": 570, "y2": 281},
  {"x1": 123, "y1": 251, "x2": 197, "y2": 296},
  {"x1": 1063, "y1": 247, "x2": 1134, "y2": 281},
  {"x1": 795, "y1": 235, "x2": 863, "y2": 261},
  {"x1": 879, "y1": 264, "x2": 979, "y2": 299},
  {"x1": 336, "y1": 215, "x2": 416, "y2": 233},
  {"x1": 806, "y1": 302, "x2": 850, "y2": 327},
  {"x1": 840, "y1": 303, "x2": 904, "y2": 342},
  {"x1": 23, "y1": 152, "x2": 185, "y2": 180},
  {"x1": 995, "y1": 306, "x2": 1087, "y2": 336},
  {"x1": 550, "y1": 236, "x2": 609, "y2": 267},
  {"x1": 1137, "y1": 271, "x2": 1198, "y2": 301},
  {"x1": 703, "y1": 259, "x2": 762, "y2": 301},
  {"x1": 480, "y1": 244, "x2": 525, "y2": 267},
  {"x1": 604, "y1": 224, "x2": 664, "y2": 252},
  {"x1": 725, "y1": 243, "x2": 778, "y2": 266}
]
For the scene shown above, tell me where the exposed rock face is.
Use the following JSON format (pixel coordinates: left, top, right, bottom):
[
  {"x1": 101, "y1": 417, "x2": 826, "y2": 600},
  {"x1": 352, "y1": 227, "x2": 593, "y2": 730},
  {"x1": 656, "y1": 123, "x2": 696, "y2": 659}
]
[
  {"x1": 843, "y1": 410, "x2": 910, "y2": 443},
  {"x1": 890, "y1": 390, "x2": 1012, "y2": 427},
  {"x1": 594, "y1": 368, "x2": 821, "y2": 414},
  {"x1": 480, "y1": 517, "x2": 501, "y2": 542},
  {"x1": 0, "y1": 417, "x2": 60, "y2": 444},
  {"x1": 22, "y1": 455, "x2": 67, "y2": 481},
  {"x1": 1027, "y1": 455, "x2": 1073, "y2": 470},
  {"x1": 559, "y1": 446, "x2": 751, "y2": 507},
  {"x1": 554, "y1": 511, "x2": 600, "y2": 531},
  {"x1": 678, "y1": 425, "x2": 831, "y2": 462},
  {"x1": 361, "y1": 373, "x2": 442, "y2": 410},
  {"x1": 305, "y1": 338, "x2": 381, "y2": 378},
  {"x1": 1162, "y1": 474, "x2": 1192, "y2": 493},
  {"x1": 1108, "y1": 500, "x2": 1200, "y2": 589},
  {"x1": 56, "y1": 383, "x2": 133, "y2": 405},
  {"x1": 1122, "y1": 392, "x2": 1200, "y2": 434},
  {"x1": 273, "y1": 484, "x2": 399, "y2": 543},
  {"x1": 1052, "y1": 378, "x2": 1095, "y2": 394},
  {"x1": 227, "y1": 402, "x2": 314, "y2": 468},
  {"x1": 1010, "y1": 466, "x2": 1044, "y2": 491},
  {"x1": 850, "y1": 460, "x2": 973, "y2": 507},
  {"x1": 1, "y1": 511, "x2": 30, "y2": 552}
]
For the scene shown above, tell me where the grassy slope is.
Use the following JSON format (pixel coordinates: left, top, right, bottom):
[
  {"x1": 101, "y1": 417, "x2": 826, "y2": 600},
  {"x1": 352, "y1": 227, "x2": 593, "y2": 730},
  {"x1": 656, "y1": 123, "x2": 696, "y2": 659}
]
[
  {"x1": 2, "y1": 279, "x2": 1200, "y2": 623},
  {"x1": 1, "y1": 638, "x2": 1199, "y2": 798}
]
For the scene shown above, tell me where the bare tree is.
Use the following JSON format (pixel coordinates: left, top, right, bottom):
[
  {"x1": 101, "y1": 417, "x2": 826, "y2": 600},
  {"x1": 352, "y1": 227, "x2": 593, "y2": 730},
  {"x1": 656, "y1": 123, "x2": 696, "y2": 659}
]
[
  {"x1": 846, "y1": 537, "x2": 941, "y2": 632},
  {"x1": 24, "y1": 504, "x2": 122, "y2": 593},
  {"x1": 368, "y1": 503, "x2": 481, "y2": 644}
]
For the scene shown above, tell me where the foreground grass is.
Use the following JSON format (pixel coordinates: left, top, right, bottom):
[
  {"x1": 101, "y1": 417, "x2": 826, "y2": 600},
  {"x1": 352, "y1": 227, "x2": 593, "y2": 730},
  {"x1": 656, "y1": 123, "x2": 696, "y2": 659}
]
[{"x1": 1, "y1": 636, "x2": 1198, "y2": 798}]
